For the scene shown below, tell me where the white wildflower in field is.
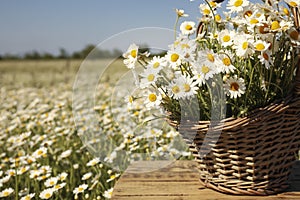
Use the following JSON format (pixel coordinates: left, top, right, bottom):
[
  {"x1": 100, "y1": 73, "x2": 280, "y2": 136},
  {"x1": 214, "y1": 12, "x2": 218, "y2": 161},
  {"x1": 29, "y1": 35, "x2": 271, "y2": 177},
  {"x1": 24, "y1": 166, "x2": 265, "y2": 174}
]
[
  {"x1": 0, "y1": 188, "x2": 14, "y2": 197},
  {"x1": 103, "y1": 188, "x2": 114, "y2": 199},
  {"x1": 44, "y1": 177, "x2": 58, "y2": 187},
  {"x1": 59, "y1": 149, "x2": 72, "y2": 159},
  {"x1": 106, "y1": 174, "x2": 120, "y2": 183},
  {"x1": 39, "y1": 188, "x2": 54, "y2": 199},
  {"x1": 20, "y1": 193, "x2": 35, "y2": 200},
  {"x1": 52, "y1": 182, "x2": 66, "y2": 191},
  {"x1": 86, "y1": 158, "x2": 100, "y2": 167},
  {"x1": 73, "y1": 184, "x2": 88, "y2": 195},
  {"x1": 57, "y1": 172, "x2": 68, "y2": 181},
  {"x1": 32, "y1": 147, "x2": 47, "y2": 159},
  {"x1": 82, "y1": 172, "x2": 93, "y2": 181}
]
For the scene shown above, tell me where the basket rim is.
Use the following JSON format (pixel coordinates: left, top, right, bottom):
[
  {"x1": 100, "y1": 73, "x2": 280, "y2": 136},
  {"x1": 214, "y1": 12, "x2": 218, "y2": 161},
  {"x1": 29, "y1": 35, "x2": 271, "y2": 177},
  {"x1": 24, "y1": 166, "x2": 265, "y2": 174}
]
[{"x1": 167, "y1": 93, "x2": 300, "y2": 131}]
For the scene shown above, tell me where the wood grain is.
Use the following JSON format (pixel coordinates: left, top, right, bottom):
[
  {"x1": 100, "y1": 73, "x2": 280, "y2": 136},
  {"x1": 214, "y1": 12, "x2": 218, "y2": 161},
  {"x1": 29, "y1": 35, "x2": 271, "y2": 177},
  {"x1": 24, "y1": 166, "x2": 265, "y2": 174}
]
[{"x1": 112, "y1": 160, "x2": 300, "y2": 200}]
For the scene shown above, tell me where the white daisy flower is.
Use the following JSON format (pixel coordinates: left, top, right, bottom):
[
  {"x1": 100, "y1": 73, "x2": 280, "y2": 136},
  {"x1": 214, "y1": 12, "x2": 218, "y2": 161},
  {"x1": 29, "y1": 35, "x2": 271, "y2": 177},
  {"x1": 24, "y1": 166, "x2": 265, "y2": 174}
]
[
  {"x1": 59, "y1": 149, "x2": 72, "y2": 159},
  {"x1": 233, "y1": 33, "x2": 254, "y2": 58},
  {"x1": 139, "y1": 67, "x2": 160, "y2": 89},
  {"x1": 253, "y1": 40, "x2": 270, "y2": 52},
  {"x1": 123, "y1": 43, "x2": 139, "y2": 69},
  {"x1": 39, "y1": 188, "x2": 54, "y2": 199},
  {"x1": 52, "y1": 182, "x2": 66, "y2": 191},
  {"x1": 0, "y1": 188, "x2": 14, "y2": 198},
  {"x1": 165, "y1": 50, "x2": 183, "y2": 69},
  {"x1": 145, "y1": 91, "x2": 162, "y2": 108},
  {"x1": 227, "y1": 0, "x2": 250, "y2": 13},
  {"x1": 174, "y1": 75, "x2": 199, "y2": 99},
  {"x1": 44, "y1": 177, "x2": 58, "y2": 188},
  {"x1": 258, "y1": 50, "x2": 273, "y2": 69},
  {"x1": 106, "y1": 173, "x2": 120, "y2": 183},
  {"x1": 32, "y1": 147, "x2": 47, "y2": 159},
  {"x1": 180, "y1": 21, "x2": 196, "y2": 35},
  {"x1": 73, "y1": 184, "x2": 88, "y2": 195},
  {"x1": 197, "y1": 50, "x2": 220, "y2": 68},
  {"x1": 86, "y1": 157, "x2": 100, "y2": 167},
  {"x1": 218, "y1": 30, "x2": 235, "y2": 47},
  {"x1": 17, "y1": 166, "x2": 30, "y2": 175},
  {"x1": 225, "y1": 76, "x2": 246, "y2": 99},
  {"x1": 82, "y1": 172, "x2": 93, "y2": 181},
  {"x1": 216, "y1": 53, "x2": 236, "y2": 74},
  {"x1": 103, "y1": 188, "x2": 114, "y2": 199},
  {"x1": 199, "y1": 3, "x2": 213, "y2": 16},
  {"x1": 175, "y1": 8, "x2": 189, "y2": 17},
  {"x1": 171, "y1": 37, "x2": 197, "y2": 63},
  {"x1": 168, "y1": 81, "x2": 183, "y2": 100},
  {"x1": 20, "y1": 193, "x2": 35, "y2": 200},
  {"x1": 147, "y1": 56, "x2": 167, "y2": 71}
]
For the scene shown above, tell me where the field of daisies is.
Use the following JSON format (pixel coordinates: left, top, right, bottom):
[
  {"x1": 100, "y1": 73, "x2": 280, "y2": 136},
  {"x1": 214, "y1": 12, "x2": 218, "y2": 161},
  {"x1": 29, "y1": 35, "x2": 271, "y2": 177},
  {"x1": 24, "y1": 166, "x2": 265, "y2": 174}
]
[{"x1": 0, "y1": 60, "x2": 190, "y2": 200}]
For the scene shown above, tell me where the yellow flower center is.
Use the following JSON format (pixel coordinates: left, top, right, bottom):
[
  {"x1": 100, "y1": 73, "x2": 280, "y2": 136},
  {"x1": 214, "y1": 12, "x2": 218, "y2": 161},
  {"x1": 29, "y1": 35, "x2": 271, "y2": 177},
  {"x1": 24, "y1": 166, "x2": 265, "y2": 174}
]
[
  {"x1": 222, "y1": 35, "x2": 231, "y2": 42},
  {"x1": 223, "y1": 57, "x2": 231, "y2": 66},
  {"x1": 3, "y1": 191, "x2": 10, "y2": 197},
  {"x1": 50, "y1": 181, "x2": 55, "y2": 185},
  {"x1": 262, "y1": 52, "x2": 269, "y2": 60},
  {"x1": 153, "y1": 62, "x2": 160, "y2": 68},
  {"x1": 209, "y1": 1, "x2": 217, "y2": 7},
  {"x1": 234, "y1": 0, "x2": 243, "y2": 7},
  {"x1": 181, "y1": 44, "x2": 190, "y2": 49},
  {"x1": 250, "y1": 19, "x2": 259, "y2": 25},
  {"x1": 172, "y1": 86, "x2": 180, "y2": 94},
  {"x1": 271, "y1": 21, "x2": 280, "y2": 30},
  {"x1": 54, "y1": 185, "x2": 61, "y2": 189},
  {"x1": 283, "y1": 8, "x2": 289, "y2": 15},
  {"x1": 45, "y1": 193, "x2": 52, "y2": 198},
  {"x1": 78, "y1": 187, "x2": 84, "y2": 192},
  {"x1": 170, "y1": 53, "x2": 179, "y2": 62},
  {"x1": 215, "y1": 14, "x2": 221, "y2": 22},
  {"x1": 242, "y1": 42, "x2": 248, "y2": 50},
  {"x1": 185, "y1": 25, "x2": 193, "y2": 31},
  {"x1": 203, "y1": 9, "x2": 211, "y2": 15},
  {"x1": 255, "y1": 43, "x2": 265, "y2": 51},
  {"x1": 201, "y1": 65, "x2": 210, "y2": 74},
  {"x1": 183, "y1": 84, "x2": 191, "y2": 92},
  {"x1": 207, "y1": 53, "x2": 215, "y2": 62},
  {"x1": 148, "y1": 94, "x2": 157, "y2": 102},
  {"x1": 147, "y1": 74, "x2": 155, "y2": 82},
  {"x1": 230, "y1": 82, "x2": 240, "y2": 91},
  {"x1": 128, "y1": 96, "x2": 134, "y2": 103},
  {"x1": 24, "y1": 196, "x2": 31, "y2": 200},
  {"x1": 289, "y1": 1, "x2": 298, "y2": 7},
  {"x1": 130, "y1": 50, "x2": 137, "y2": 58}
]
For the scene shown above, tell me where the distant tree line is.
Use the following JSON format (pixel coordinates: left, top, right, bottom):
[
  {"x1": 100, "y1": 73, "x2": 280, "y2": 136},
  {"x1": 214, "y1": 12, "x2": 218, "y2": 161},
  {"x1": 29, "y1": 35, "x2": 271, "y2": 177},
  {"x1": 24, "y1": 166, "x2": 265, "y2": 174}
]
[{"x1": 0, "y1": 44, "x2": 123, "y2": 60}]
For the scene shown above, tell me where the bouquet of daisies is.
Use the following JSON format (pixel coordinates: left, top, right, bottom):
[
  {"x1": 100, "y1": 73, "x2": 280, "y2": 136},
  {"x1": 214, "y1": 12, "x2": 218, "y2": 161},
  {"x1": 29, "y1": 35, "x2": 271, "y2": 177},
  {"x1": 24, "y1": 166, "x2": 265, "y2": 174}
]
[{"x1": 123, "y1": 0, "x2": 300, "y2": 122}]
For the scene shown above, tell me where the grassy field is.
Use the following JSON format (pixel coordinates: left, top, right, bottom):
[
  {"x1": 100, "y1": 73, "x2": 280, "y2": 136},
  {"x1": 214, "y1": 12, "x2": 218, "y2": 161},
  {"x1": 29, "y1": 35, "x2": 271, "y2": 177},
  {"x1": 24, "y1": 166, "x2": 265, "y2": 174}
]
[{"x1": 0, "y1": 60, "x2": 190, "y2": 199}]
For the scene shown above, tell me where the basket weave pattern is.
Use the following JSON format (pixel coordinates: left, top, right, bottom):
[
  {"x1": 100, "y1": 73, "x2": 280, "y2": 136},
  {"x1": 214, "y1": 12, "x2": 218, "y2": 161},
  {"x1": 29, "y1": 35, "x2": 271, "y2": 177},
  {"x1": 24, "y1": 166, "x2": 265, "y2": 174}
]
[{"x1": 168, "y1": 62, "x2": 300, "y2": 195}]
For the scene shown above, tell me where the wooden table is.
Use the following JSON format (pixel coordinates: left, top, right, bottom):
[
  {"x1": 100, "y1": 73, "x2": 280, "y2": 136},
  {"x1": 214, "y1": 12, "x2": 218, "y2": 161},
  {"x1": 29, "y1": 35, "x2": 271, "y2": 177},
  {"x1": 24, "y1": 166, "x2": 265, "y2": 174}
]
[{"x1": 112, "y1": 160, "x2": 300, "y2": 200}]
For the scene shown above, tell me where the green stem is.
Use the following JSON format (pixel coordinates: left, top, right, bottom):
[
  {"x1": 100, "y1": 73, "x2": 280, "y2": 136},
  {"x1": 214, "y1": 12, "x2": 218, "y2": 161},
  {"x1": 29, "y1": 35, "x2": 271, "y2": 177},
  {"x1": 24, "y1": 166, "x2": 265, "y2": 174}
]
[{"x1": 174, "y1": 16, "x2": 179, "y2": 40}]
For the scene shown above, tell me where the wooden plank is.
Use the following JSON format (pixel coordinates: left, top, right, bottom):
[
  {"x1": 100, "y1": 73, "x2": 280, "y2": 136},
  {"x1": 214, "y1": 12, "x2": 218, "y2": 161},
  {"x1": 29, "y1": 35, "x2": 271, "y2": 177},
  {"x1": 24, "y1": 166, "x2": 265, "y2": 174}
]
[{"x1": 112, "y1": 160, "x2": 300, "y2": 200}]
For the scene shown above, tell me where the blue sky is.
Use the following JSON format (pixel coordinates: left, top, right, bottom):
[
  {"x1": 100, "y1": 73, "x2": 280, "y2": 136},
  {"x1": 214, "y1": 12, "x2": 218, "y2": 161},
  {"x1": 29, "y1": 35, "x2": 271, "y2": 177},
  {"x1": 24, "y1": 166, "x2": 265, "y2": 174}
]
[{"x1": 0, "y1": 0, "x2": 202, "y2": 55}]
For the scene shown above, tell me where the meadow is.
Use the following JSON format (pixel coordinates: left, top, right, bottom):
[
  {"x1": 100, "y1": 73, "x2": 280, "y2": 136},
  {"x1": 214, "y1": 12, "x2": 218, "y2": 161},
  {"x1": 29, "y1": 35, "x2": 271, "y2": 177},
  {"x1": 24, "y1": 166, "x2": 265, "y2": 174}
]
[{"x1": 0, "y1": 59, "x2": 190, "y2": 199}]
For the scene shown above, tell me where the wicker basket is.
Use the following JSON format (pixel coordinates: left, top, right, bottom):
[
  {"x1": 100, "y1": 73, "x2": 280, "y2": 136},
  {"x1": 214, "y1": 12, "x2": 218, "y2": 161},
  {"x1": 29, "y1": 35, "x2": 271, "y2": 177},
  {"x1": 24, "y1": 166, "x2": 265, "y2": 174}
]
[{"x1": 168, "y1": 61, "x2": 300, "y2": 195}]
